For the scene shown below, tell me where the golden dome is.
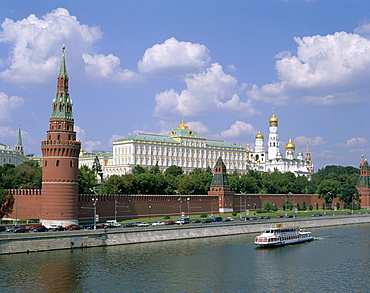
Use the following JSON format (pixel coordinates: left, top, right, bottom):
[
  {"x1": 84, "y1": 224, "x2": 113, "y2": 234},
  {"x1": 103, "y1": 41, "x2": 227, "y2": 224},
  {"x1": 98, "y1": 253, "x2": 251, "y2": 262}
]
[
  {"x1": 286, "y1": 138, "x2": 295, "y2": 150},
  {"x1": 269, "y1": 108, "x2": 278, "y2": 126},
  {"x1": 255, "y1": 132, "x2": 264, "y2": 139},
  {"x1": 177, "y1": 119, "x2": 189, "y2": 130}
]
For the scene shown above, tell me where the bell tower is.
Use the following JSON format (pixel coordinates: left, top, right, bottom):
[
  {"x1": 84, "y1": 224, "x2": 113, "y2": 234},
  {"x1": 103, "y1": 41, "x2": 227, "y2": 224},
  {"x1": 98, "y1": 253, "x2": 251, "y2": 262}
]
[{"x1": 41, "y1": 46, "x2": 81, "y2": 227}]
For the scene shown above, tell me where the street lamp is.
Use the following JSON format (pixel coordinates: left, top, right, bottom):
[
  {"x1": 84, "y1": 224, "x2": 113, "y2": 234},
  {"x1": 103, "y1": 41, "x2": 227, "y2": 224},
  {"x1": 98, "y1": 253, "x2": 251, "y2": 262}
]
[
  {"x1": 178, "y1": 197, "x2": 183, "y2": 219},
  {"x1": 286, "y1": 192, "x2": 292, "y2": 217},
  {"x1": 92, "y1": 196, "x2": 98, "y2": 230},
  {"x1": 352, "y1": 193, "x2": 354, "y2": 214},
  {"x1": 149, "y1": 205, "x2": 152, "y2": 220},
  {"x1": 187, "y1": 197, "x2": 190, "y2": 218}
]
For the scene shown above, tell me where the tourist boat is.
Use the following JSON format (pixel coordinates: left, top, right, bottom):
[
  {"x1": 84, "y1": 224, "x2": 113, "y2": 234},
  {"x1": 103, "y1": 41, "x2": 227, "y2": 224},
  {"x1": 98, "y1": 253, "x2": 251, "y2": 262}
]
[{"x1": 254, "y1": 223, "x2": 314, "y2": 247}]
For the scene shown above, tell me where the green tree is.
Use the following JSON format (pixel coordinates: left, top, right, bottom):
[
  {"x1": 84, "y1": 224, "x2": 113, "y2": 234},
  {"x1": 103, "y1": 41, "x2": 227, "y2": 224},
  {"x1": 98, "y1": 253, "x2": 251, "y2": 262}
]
[
  {"x1": 132, "y1": 165, "x2": 147, "y2": 174},
  {"x1": 78, "y1": 165, "x2": 97, "y2": 194},
  {"x1": 164, "y1": 165, "x2": 184, "y2": 176},
  {"x1": 263, "y1": 199, "x2": 274, "y2": 212},
  {"x1": 316, "y1": 179, "x2": 341, "y2": 207}
]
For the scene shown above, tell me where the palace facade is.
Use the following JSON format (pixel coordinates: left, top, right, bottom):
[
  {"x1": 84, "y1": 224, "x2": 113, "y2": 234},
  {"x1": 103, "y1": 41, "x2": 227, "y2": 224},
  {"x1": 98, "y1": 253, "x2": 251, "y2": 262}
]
[{"x1": 0, "y1": 126, "x2": 28, "y2": 167}]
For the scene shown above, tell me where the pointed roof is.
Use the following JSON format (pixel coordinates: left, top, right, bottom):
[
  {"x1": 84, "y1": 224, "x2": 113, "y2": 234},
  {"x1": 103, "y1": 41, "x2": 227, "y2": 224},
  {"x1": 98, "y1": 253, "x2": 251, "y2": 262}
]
[
  {"x1": 59, "y1": 45, "x2": 68, "y2": 78},
  {"x1": 16, "y1": 125, "x2": 22, "y2": 146},
  {"x1": 210, "y1": 157, "x2": 229, "y2": 187}
]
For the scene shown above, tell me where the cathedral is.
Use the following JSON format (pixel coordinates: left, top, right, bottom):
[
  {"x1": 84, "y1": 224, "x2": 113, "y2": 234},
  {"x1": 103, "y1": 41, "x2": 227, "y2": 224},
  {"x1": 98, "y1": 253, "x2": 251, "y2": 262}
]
[{"x1": 246, "y1": 109, "x2": 314, "y2": 177}]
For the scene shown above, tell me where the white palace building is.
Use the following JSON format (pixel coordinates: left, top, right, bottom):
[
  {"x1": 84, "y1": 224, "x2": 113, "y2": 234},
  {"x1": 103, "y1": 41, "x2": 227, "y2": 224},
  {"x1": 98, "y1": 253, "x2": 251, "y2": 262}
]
[{"x1": 79, "y1": 112, "x2": 314, "y2": 179}]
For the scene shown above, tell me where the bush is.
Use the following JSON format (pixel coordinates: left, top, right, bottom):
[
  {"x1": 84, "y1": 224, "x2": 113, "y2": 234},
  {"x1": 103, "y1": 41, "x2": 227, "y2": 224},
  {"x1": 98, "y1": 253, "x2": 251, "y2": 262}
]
[
  {"x1": 164, "y1": 215, "x2": 171, "y2": 219},
  {"x1": 232, "y1": 212, "x2": 237, "y2": 216},
  {"x1": 308, "y1": 204, "x2": 313, "y2": 211},
  {"x1": 27, "y1": 219, "x2": 39, "y2": 223},
  {"x1": 200, "y1": 213, "x2": 208, "y2": 218},
  {"x1": 256, "y1": 210, "x2": 267, "y2": 214}
]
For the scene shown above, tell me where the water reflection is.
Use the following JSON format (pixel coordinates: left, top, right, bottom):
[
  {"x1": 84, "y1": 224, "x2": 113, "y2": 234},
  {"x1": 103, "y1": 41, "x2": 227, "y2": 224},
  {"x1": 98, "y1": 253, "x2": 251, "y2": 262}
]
[{"x1": 1, "y1": 224, "x2": 370, "y2": 292}]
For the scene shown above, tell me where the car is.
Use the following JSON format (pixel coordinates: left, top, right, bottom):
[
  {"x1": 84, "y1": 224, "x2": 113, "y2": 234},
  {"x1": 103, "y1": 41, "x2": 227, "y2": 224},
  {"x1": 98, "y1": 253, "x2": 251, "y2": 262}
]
[
  {"x1": 51, "y1": 225, "x2": 66, "y2": 231},
  {"x1": 259, "y1": 216, "x2": 271, "y2": 219},
  {"x1": 358, "y1": 211, "x2": 364, "y2": 214},
  {"x1": 192, "y1": 219, "x2": 201, "y2": 223},
  {"x1": 34, "y1": 226, "x2": 48, "y2": 232},
  {"x1": 13, "y1": 226, "x2": 29, "y2": 233},
  {"x1": 240, "y1": 217, "x2": 250, "y2": 221},
  {"x1": 151, "y1": 221, "x2": 165, "y2": 226},
  {"x1": 124, "y1": 222, "x2": 137, "y2": 228},
  {"x1": 276, "y1": 215, "x2": 284, "y2": 218},
  {"x1": 285, "y1": 214, "x2": 296, "y2": 218},
  {"x1": 83, "y1": 224, "x2": 103, "y2": 229},
  {"x1": 0, "y1": 226, "x2": 6, "y2": 232},
  {"x1": 345, "y1": 212, "x2": 352, "y2": 215},
  {"x1": 29, "y1": 225, "x2": 43, "y2": 231},
  {"x1": 212, "y1": 217, "x2": 223, "y2": 222},
  {"x1": 249, "y1": 217, "x2": 258, "y2": 220},
  {"x1": 165, "y1": 221, "x2": 176, "y2": 225},
  {"x1": 65, "y1": 225, "x2": 83, "y2": 230},
  {"x1": 137, "y1": 222, "x2": 149, "y2": 227},
  {"x1": 202, "y1": 219, "x2": 213, "y2": 223},
  {"x1": 311, "y1": 213, "x2": 323, "y2": 217},
  {"x1": 224, "y1": 217, "x2": 234, "y2": 222}
]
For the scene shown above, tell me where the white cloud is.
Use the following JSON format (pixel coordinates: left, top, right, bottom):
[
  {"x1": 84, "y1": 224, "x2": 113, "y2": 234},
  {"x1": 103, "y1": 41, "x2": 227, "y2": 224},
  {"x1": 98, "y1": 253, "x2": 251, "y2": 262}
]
[
  {"x1": 0, "y1": 92, "x2": 24, "y2": 121},
  {"x1": 354, "y1": 20, "x2": 370, "y2": 39},
  {"x1": 83, "y1": 141, "x2": 102, "y2": 152},
  {"x1": 0, "y1": 8, "x2": 102, "y2": 85},
  {"x1": 294, "y1": 136, "x2": 325, "y2": 147},
  {"x1": 108, "y1": 134, "x2": 126, "y2": 146},
  {"x1": 248, "y1": 31, "x2": 370, "y2": 106},
  {"x1": 138, "y1": 37, "x2": 211, "y2": 76},
  {"x1": 0, "y1": 126, "x2": 16, "y2": 138},
  {"x1": 83, "y1": 53, "x2": 141, "y2": 84},
  {"x1": 337, "y1": 137, "x2": 368, "y2": 148},
  {"x1": 186, "y1": 121, "x2": 209, "y2": 134},
  {"x1": 213, "y1": 121, "x2": 254, "y2": 139},
  {"x1": 154, "y1": 63, "x2": 256, "y2": 118},
  {"x1": 74, "y1": 125, "x2": 86, "y2": 142}
]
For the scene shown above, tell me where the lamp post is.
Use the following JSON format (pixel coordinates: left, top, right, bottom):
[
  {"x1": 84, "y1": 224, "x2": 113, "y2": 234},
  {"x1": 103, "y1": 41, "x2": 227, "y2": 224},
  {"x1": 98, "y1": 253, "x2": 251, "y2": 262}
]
[
  {"x1": 91, "y1": 187, "x2": 98, "y2": 230},
  {"x1": 239, "y1": 194, "x2": 242, "y2": 220},
  {"x1": 187, "y1": 197, "x2": 190, "y2": 218},
  {"x1": 352, "y1": 193, "x2": 354, "y2": 214},
  {"x1": 286, "y1": 192, "x2": 292, "y2": 217},
  {"x1": 149, "y1": 205, "x2": 152, "y2": 220},
  {"x1": 178, "y1": 197, "x2": 183, "y2": 219}
]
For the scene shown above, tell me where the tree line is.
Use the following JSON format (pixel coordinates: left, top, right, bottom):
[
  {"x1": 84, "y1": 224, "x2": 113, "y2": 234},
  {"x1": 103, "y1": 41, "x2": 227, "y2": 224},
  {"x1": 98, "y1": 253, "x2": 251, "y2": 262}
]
[{"x1": 0, "y1": 161, "x2": 361, "y2": 209}]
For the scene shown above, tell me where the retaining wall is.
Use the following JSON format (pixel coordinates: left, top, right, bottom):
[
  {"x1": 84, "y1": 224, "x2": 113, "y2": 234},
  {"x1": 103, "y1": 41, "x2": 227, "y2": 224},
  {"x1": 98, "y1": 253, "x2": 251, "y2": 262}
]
[{"x1": 1, "y1": 215, "x2": 369, "y2": 255}]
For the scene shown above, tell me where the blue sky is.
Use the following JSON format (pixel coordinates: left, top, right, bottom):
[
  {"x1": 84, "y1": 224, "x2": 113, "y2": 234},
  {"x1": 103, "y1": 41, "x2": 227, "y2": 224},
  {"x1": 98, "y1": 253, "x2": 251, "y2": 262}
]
[{"x1": 1, "y1": 0, "x2": 370, "y2": 171}]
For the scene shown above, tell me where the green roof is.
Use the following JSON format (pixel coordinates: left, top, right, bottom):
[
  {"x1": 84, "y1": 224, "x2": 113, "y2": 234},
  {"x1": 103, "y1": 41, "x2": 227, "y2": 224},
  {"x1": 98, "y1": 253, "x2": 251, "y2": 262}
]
[{"x1": 115, "y1": 134, "x2": 180, "y2": 144}]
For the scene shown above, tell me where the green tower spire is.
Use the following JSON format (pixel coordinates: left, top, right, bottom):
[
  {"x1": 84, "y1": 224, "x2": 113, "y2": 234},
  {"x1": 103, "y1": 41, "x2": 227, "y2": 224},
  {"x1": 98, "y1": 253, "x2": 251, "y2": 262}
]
[{"x1": 50, "y1": 45, "x2": 73, "y2": 121}]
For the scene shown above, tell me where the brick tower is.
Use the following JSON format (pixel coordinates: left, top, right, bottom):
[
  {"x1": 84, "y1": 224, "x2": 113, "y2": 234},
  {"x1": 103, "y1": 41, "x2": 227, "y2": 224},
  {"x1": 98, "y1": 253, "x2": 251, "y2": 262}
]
[
  {"x1": 41, "y1": 46, "x2": 81, "y2": 227},
  {"x1": 356, "y1": 155, "x2": 370, "y2": 211},
  {"x1": 208, "y1": 157, "x2": 234, "y2": 213}
]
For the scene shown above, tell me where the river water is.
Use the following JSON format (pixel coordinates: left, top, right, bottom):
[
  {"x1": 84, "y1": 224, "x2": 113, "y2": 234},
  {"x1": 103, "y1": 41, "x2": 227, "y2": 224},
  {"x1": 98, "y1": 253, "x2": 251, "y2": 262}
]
[{"x1": 1, "y1": 223, "x2": 370, "y2": 293}]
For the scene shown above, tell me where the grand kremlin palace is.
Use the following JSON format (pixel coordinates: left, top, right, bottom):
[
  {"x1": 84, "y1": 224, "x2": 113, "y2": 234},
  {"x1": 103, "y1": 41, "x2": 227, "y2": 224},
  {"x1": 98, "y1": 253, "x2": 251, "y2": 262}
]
[{"x1": 80, "y1": 119, "x2": 247, "y2": 178}]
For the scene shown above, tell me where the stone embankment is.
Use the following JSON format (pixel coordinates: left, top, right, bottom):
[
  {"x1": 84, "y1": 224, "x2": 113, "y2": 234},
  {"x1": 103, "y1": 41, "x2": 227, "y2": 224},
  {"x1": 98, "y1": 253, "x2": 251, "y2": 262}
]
[{"x1": 1, "y1": 215, "x2": 369, "y2": 255}]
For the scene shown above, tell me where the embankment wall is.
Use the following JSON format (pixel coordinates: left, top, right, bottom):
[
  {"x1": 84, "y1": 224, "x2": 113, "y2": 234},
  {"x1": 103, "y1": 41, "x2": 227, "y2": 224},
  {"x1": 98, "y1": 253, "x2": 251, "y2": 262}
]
[{"x1": 1, "y1": 215, "x2": 369, "y2": 255}]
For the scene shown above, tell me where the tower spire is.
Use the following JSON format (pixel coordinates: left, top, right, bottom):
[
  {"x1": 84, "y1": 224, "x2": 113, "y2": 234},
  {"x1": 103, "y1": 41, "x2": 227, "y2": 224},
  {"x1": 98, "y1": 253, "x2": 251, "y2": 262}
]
[{"x1": 14, "y1": 124, "x2": 24, "y2": 155}]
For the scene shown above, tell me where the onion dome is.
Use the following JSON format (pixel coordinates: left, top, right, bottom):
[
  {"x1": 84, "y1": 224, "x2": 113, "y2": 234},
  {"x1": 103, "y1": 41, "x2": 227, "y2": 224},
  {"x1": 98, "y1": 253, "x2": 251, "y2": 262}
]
[
  {"x1": 255, "y1": 131, "x2": 264, "y2": 139},
  {"x1": 177, "y1": 119, "x2": 189, "y2": 130},
  {"x1": 269, "y1": 108, "x2": 278, "y2": 127},
  {"x1": 286, "y1": 138, "x2": 295, "y2": 150}
]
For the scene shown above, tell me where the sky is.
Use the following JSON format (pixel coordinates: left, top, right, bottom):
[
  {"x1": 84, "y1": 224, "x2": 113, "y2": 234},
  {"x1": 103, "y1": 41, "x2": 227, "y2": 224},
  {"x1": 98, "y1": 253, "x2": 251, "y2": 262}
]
[{"x1": 1, "y1": 0, "x2": 370, "y2": 171}]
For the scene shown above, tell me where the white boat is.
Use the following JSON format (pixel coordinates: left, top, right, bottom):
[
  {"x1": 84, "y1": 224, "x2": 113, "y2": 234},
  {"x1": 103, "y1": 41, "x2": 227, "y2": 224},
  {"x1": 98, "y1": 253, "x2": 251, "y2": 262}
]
[{"x1": 254, "y1": 223, "x2": 314, "y2": 247}]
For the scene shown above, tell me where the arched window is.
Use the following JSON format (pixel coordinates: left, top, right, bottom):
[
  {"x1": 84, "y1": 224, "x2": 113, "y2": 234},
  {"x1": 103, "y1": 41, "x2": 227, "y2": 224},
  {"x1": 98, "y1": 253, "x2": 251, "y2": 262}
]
[
  {"x1": 56, "y1": 160, "x2": 60, "y2": 167},
  {"x1": 45, "y1": 160, "x2": 47, "y2": 167},
  {"x1": 70, "y1": 160, "x2": 73, "y2": 168},
  {"x1": 58, "y1": 135, "x2": 61, "y2": 141}
]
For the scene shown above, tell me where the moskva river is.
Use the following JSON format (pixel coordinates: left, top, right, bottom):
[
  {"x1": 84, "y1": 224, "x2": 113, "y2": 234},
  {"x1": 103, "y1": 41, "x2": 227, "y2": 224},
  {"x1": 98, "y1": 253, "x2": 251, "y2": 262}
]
[{"x1": 1, "y1": 223, "x2": 369, "y2": 293}]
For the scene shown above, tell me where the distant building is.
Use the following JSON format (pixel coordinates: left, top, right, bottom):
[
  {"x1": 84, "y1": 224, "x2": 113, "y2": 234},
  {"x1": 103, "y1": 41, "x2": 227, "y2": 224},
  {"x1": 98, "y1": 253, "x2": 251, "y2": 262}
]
[
  {"x1": 103, "y1": 119, "x2": 247, "y2": 177},
  {"x1": 246, "y1": 109, "x2": 314, "y2": 177},
  {"x1": 0, "y1": 126, "x2": 28, "y2": 167}
]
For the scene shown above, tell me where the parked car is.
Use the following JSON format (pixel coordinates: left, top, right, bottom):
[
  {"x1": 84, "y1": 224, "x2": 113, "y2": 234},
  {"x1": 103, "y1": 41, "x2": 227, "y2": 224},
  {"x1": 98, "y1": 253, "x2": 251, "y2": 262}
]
[
  {"x1": 311, "y1": 213, "x2": 323, "y2": 217},
  {"x1": 137, "y1": 222, "x2": 149, "y2": 227},
  {"x1": 249, "y1": 217, "x2": 258, "y2": 221},
  {"x1": 124, "y1": 222, "x2": 137, "y2": 228},
  {"x1": 34, "y1": 226, "x2": 48, "y2": 232},
  {"x1": 202, "y1": 219, "x2": 213, "y2": 223},
  {"x1": 276, "y1": 215, "x2": 284, "y2": 218},
  {"x1": 192, "y1": 219, "x2": 201, "y2": 223},
  {"x1": 259, "y1": 216, "x2": 271, "y2": 219},
  {"x1": 212, "y1": 217, "x2": 223, "y2": 222},
  {"x1": 240, "y1": 217, "x2": 250, "y2": 221},
  {"x1": 29, "y1": 225, "x2": 43, "y2": 231},
  {"x1": 152, "y1": 221, "x2": 165, "y2": 226},
  {"x1": 13, "y1": 226, "x2": 29, "y2": 233},
  {"x1": 0, "y1": 226, "x2": 6, "y2": 232},
  {"x1": 104, "y1": 220, "x2": 121, "y2": 228},
  {"x1": 65, "y1": 225, "x2": 83, "y2": 230},
  {"x1": 175, "y1": 218, "x2": 190, "y2": 225},
  {"x1": 224, "y1": 217, "x2": 234, "y2": 222},
  {"x1": 165, "y1": 221, "x2": 176, "y2": 225},
  {"x1": 285, "y1": 214, "x2": 296, "y2": 218},
  {"x1": 345, "y1": 212, "x2": 352, "y2": 215},
  {"x1": 51, "y1": 225, "x2": 66, "y2": 231}
]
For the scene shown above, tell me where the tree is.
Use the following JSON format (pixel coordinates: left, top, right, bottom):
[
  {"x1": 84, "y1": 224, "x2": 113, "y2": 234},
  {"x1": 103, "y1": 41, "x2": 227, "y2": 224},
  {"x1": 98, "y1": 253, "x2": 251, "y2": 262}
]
[
  {"x1": 263, "y1": 199, "x2": 274, "y2": 212},
  {"x1": 132, "y1": 165, "x2": 147, "y2": 174},
  {"x1": 316, "y1": 179, "x2": 341, "y2": 207},
  {"x1": 164, "y1": 165, "x2": 184, "y2": 177},
  {"x1": 78, "y1": 165, "x2": 97, "y2": 194}
]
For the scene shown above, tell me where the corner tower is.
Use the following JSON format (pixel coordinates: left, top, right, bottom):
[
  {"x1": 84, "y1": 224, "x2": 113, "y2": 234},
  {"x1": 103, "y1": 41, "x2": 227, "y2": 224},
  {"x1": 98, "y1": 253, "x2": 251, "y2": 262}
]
[
  {"x1": 208, "y1": 157, "x2": 234, "y2": 214},
  {"x1": 356, "y1": 155, "x2": 370, "y2": 211},
  {"x1": 41, "y1": 46, "x2": 81, "y2": 227}
]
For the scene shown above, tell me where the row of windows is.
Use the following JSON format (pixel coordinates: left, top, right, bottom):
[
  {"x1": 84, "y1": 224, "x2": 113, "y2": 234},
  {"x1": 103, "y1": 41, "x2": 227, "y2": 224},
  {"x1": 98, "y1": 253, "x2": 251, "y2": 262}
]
[{"x1": 44, "y1": 160, "x2": 75, "y2": 168}]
